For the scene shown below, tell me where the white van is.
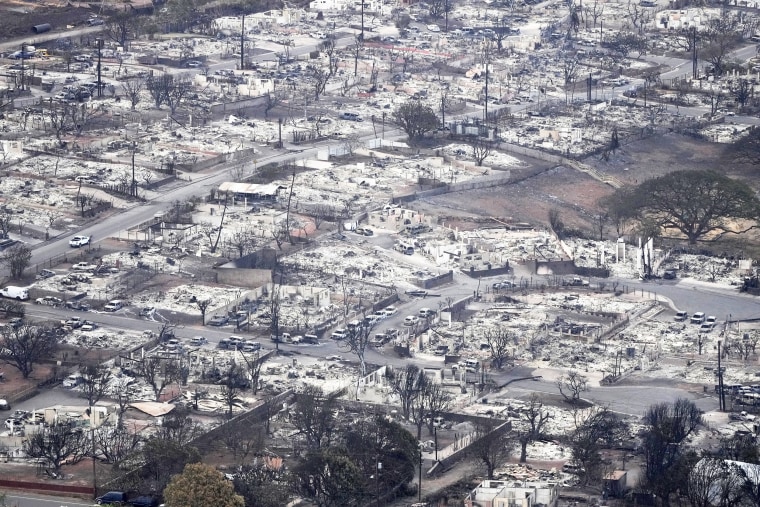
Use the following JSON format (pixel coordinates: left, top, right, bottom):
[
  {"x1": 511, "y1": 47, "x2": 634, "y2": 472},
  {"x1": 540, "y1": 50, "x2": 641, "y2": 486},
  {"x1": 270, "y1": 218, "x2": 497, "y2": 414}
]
[
  {"x1": 103, "y1": 300, "x2": 124, "y2": 312},
  {"x1": 464, "y1": 359, "x2": 480, "y2": 372},
  {"x1": 1, "y1": 286, "x2": 28, "y2": 300}
]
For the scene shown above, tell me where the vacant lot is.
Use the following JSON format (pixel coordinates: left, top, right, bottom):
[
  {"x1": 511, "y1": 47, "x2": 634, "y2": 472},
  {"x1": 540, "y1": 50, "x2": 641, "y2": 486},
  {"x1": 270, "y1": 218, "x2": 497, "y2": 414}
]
[{"x1": 420, "y1": 133, "x2": 760, "y2": 247}]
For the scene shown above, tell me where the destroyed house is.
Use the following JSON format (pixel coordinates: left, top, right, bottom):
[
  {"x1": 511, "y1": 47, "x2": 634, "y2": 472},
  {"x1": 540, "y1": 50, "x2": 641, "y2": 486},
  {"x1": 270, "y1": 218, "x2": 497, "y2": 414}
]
[
  {"x1": 464, "y1": 480, "x2": 559, "y2": 507},
  {"x1": 218, "y1": 182, "x2": 284, "y2": 202}
]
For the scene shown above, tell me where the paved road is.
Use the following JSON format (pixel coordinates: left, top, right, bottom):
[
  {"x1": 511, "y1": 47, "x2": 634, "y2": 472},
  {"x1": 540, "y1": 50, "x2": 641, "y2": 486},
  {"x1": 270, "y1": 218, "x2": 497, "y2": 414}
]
[
  {"x1": 1, "y1": 492, "x2": 94, "y2": 507},
  {"x1": 621, "y1": 277, "x2": 760, "y2": 322},
  {"x1": 0, "y1": 26, "x2": 105, "y2": 53}
]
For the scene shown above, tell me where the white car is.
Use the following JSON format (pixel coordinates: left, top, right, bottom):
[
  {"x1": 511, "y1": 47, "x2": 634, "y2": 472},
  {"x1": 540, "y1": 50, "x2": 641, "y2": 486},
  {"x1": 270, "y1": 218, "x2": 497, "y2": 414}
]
[
  {"x1": 69, "y1": 235, "x2": 90, "y2": 248},
  {"x1": 382, "y1": 306, "x2": 398, "y2": 316},
  {"x1": 403, "y1": 315, "x2": 419, "y2": 326},
  {"x1": 62, "y1": 374, "x2": 82, "y2": 388}
]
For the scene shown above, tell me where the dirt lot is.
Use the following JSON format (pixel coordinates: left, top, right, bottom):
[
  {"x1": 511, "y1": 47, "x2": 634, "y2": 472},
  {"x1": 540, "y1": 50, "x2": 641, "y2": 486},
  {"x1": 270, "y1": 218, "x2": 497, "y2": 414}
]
[
  {"x1": 420, "y1": 133, "x2": 760, "y2": 248},
  {"x1": 0, "y1": 2, "x2": 93, "y2": 39}
]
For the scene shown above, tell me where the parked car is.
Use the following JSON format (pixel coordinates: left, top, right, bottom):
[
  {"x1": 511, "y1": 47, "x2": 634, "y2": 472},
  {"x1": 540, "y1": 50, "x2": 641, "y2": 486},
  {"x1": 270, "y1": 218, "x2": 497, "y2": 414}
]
[
  {"x1": 208, "y1": 315, "x2": 229, "y2": 326},
  {"x1": 69, "y1": 235, "x2": 90, "y2": 247},
  {"x1": 139, "y1": 306, "x2": 155, "y2": 317},
  {"x1": 382, "y1": 306, "x2": 398, "y2": 316},
  {"x1": 302, "y1": 334, "x2": 319, "y2": 345},
  {"x1": 35, "y1": 296, "x2": 62, "y2": 306},
  {"x1": 0, "y1": 399, "x2": 10, "y2": 410},
  {"x1": 1, "y1": 286, "x2": 28, "y2": 300},
  {"x1": 690, "y1": 312, "x2": 706, "y2": 324},
  {"x1": 241, "y1": 340, "x2": 261, "y2": 352},
  {"x1": 65, "y1": 317, "x2": 84, "y2": 328},
  {"x1": 96, "y1": 491, "x2": 128, "y2": 505},
  {"x1": 663, "y1": 269, "x2": 677, "y2": 279},
  {"x1": 103, "y1": 300, "x2": 124, "y2": 312},
  {"x1": 62, "y1": 374, "x2": 83, "y2": 388},
  {"x1": 189, "y1": 336, "x2": 208, "y2": 346},
  {"x1": 35, "y1": 269, "x2": 56, "y2": 280},
  {"x1": 331, "y1": 329, "x2": 348, "y2": 340},
  {"x1": 418, "y1": 308, "x2": 436, "y2": 318},
  {"x1": 674, "y1": 311, "x2": 688, "y2": 322},
  {"x1": 129, "y1": 496, "x2": 159, "y2": 507},
  {"x1": 706, "y1": 316, "x2": 718, "y2": 325},
  {"x1": 164, "y1": 338, "x2": 182, "y2": 352},
  {"x1": 403, "y1": 315, "x2": 420, "y2": 326}
]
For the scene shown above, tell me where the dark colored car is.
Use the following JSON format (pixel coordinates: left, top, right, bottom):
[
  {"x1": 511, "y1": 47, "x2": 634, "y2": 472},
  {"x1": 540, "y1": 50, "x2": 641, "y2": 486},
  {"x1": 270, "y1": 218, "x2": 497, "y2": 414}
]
[
  {"x1": 96, "y1": 491, "x2": 127, "y2": 504},
  {"x1": 663, "y1": 269, "x2": 677, "y2": 279},
  {"x1": 129, "y1": 495, "x2": 159, "y2": 507}
]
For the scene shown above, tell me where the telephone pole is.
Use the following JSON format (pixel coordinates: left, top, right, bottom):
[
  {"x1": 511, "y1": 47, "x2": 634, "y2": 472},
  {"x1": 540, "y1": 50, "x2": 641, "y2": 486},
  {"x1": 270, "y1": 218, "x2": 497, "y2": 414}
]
[
  {"x1": 20, "y1": 42, "x2": 27, "y2": 92},
  {"x1": 96, "y1": 38, "x2": 103, "y2": 98},
  {"x1": 240, "y1": 15, "x2": 245, "y2": 70}
]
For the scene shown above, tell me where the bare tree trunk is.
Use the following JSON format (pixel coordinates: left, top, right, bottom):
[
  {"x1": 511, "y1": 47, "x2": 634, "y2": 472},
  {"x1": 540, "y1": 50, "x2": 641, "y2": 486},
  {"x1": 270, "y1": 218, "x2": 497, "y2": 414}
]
[
  {"x1": 212, "y1": 193, "x2": 229, "y2": 253},
  {"x1": 284, "y1": 167, "x2": 296, "y2": 245}
]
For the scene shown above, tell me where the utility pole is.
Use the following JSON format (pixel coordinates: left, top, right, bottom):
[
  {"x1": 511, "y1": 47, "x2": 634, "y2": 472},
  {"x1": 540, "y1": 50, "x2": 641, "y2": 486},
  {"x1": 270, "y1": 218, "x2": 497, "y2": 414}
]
[
  {"x1": 240, "y1": 14, "x2": 245, "y2": 70},
  {"x1": 20, "y1": 42, "x2": 27, "y2": 93},
  {"x1": 418, "y1": 451, "x2": 423, "y2": 503},
  {"x1": 360, "y1": 0, "x2": 365, "y2": 41},
  {"x1": 441, "y1": 93, "x2": 446, "y2": 128},
  {"x1": 691, "y1": 26, "x2": 698, "y2": 80},
  {"x1": 717, "y1": 340, "x2": 725, "y2": 412},
  {"x1": 131, "y1": 141, "x2": 137, "y2": 197},
  {"x1": 96, "y1": 38, "x2": 103, "y2": 98},
  {"x1": 434, "y1": 425, "x2": 438, "y2": 461},
  {"x1": 90, "y1": 420, "x2": 97, "y2": 499}
]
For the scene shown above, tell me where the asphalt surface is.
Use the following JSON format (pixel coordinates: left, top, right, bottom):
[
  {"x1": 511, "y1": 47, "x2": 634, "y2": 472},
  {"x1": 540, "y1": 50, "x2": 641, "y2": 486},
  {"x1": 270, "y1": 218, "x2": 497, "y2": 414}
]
[{"x1": 2, "y1": 492, "x2": 95, "y2": 507}]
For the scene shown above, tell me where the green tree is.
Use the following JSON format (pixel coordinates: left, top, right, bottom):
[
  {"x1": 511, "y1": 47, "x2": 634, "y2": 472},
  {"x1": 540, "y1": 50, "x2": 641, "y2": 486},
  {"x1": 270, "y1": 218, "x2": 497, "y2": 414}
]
[
  {"x1": 233, "y1": 462, "x2": 291, "y2": 507},
  {"x1": 106, "y1": 11, "x2": 138, "y2": 48},
  {"x1": 641, "y1": 398, "x2": 702, "y2": 505},
  {"x1": 290, "y1": 385, "x2": 339, "y2": 449},
  {"x1": 164, "y1": 463, "x2": 244, "y2": 507},
  {"x1": 602, "y1": 170, "x2": 760, "y2": 244},
  {"x1": 570, "y1": 406, "x2": 629, "y2": 485},
  {"x1": 725, "y1": 126, "x2": 760, "y2": 166},
  {"x1": 0, "y1": 243, "x2": 32, "y2": 279},
  {"x1": 141, "y1": 436, "x2": 201, "y2": 494},
  {"x1": 292, "y1": 447, "x2": 365, "y2": 507},
  {"x1": 0, "y1": 323, "x2": 58, "y2": 378},
  {"x1": 393, "y1": 99, "x2": 439, "y2": 141},
  {"x1": 469, "y1": 420, "x2": 516, "y2": 479},
  {"x1": 23, "y1": 424, "x2": 90, "y2": 472},
  {"x1": 344, "y1": 417, "x2": 419, "y2": 496},
  {"x1": 607, "y1": 30, "x2": 648, "y2": 58}
]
